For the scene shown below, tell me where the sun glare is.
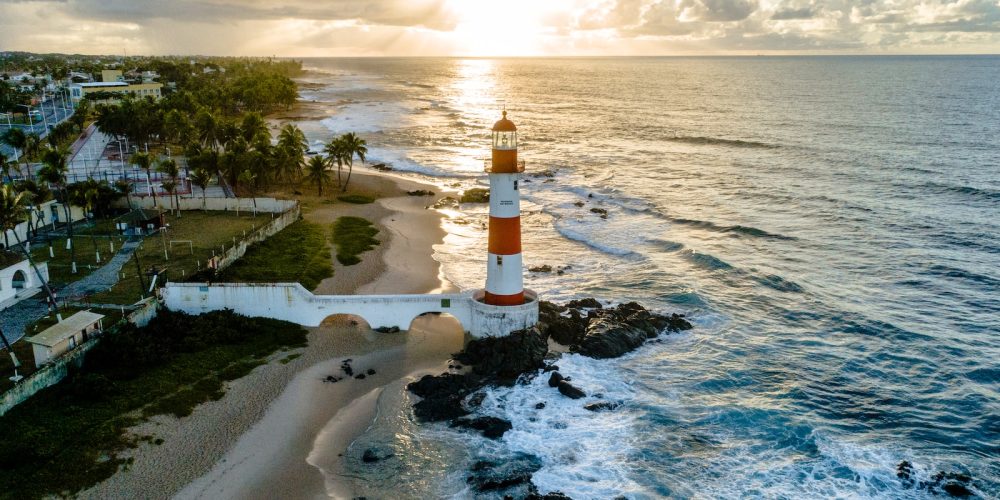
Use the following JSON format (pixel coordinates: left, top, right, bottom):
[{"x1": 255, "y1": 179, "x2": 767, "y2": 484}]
[{"x1": 447, "y1": 0, "x2": 548, "y2": 56}]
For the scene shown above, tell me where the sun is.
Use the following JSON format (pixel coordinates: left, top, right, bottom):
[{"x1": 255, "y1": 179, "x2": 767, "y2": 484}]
[{"x1": 446, "y1": 0, "x2": 549, "y2": 56}]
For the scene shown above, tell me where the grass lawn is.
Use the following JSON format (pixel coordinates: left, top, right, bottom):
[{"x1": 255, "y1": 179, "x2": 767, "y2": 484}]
[
  {"x1": 336, "y1": 194, "x2": 376, "y2": 204},
  {"x1": 332, "y1": 216, "x2": 380, "y2": 266},
  {"x1": 216, "y1": 219, "x2": 334, "y2": 290},
  {"x1": 87, "y1": 210, "x2": 260, "y2": 305},
  {"x1": 0, "y1": 310, "x2": 308, "y2": 500},
  {"x1": 29, "y1": 222, "x2": 131, "y2": 287}
]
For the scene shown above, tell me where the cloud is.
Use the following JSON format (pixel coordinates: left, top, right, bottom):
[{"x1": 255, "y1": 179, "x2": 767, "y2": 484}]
[
  {"x1": 0, "y1": 0, "x2": 998, "y2": 55},
  {"x1": 771, "y1": 7, "x2": 817, "y2": 20}
]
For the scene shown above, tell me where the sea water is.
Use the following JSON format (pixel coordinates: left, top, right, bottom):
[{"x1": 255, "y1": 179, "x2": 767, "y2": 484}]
[{"x1": 294, "y1": 56, "x2": 999, "y2": 498}]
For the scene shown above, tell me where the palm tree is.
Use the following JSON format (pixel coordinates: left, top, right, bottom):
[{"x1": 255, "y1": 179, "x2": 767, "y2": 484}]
[
  {"x1": 114, "y1": 179, "x2": 132, "y2": 210},
  {"x1": 157, "y1": 158, "x2": 181, "y2": 217},
  {"x1": 324, "y1": 136, "x2": 346, "y2": 188},
  {"x1": 1, "y1": 128, "x2": 27, "y2": 176},
  {"x1": 38, "y1": 148, "x2": 76, "y2": 273},
  {"x1": 23, "y1": 133, "x2": 42, "y2": 174},
  {"x1": 190, "y1": 167, "x2": 212, "y2": 210},
  {"x1": 82, "y1": 186, "x2": 102, "y2": 263},
  {"x1": 0, "y1": 151, "x2": 13, "y2": 183},
  {"x1": 339, "y1": 132, "x2": 367, "y2": 192},
  {"x1": 132, "y1": 152, "x2": 157, "y2": 208},
  {"x1": 238, "y1": 169, "x2": 258, "y2": 215},
  {"x1": 276, "y1": 124, "x2": 307, "y2": 185},
  {"x1": 0, "y1": 184, "x2": 59, "y2": 316},
  {"x1": 304, "y1": 155, "x2": 331, "y2": 196}
]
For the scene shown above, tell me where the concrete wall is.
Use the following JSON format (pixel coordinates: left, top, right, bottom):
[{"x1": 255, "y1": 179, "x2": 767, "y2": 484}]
[
  {"x1": 0, "y1": 260, "x2": 49, "y2": 304},
  {"x1": 119, "y1": 196, "x2": 297, "y2": 214},
  {"x1": 211, "y1": 205, "x2": 300, "y2": 272},
  {"x1": 161, "y1": 282, "x2": 539, "y2": 338},
  {"x1": 2, "y1": 200, "x2": 86, "y2": 250}
]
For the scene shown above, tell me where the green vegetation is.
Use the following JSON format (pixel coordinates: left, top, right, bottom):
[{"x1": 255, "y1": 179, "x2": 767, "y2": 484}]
[
  {"x1": 460, "y1": 188, "x2": 490, "y2": 203},
  {"x1": 336, "y1": 194, "x2": 376, "y2": 204},
  {"x1": 332, "y1": 216, "x2": 380, "y2": 266},
  {"x1": 0, "y1": 309, "x2": 307, "y2": 499},
  {"x1": 217, "y1": 220, "x2": 333, "y2": 290},
  {"x1": 88, "y1": 211, "x2": 258, "y2": 305}
]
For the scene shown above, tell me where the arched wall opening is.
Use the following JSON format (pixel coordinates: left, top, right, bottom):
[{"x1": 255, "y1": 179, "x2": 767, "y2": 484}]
[{"x1": 11, "y1": 270, "x2": 27, "y2": 289}]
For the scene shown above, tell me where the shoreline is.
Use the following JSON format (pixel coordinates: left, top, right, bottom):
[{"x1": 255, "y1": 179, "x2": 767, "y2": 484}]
[{"x1": 82, "y1": 167, "x2": 463, "y2": 499}]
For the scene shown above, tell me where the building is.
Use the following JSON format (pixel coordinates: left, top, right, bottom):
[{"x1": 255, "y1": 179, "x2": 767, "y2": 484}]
[
  {"x1": 25, "y1": 310, "x2": 104, "y2": 366},
  {"x1": 115, "y1": 208, "x2": 164, "y2": 235},
  {"x1": 68, "y1": 69, "x2": 162, "y2": 103}
]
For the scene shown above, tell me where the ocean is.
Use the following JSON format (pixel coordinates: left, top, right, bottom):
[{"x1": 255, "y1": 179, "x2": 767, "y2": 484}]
[{"x1": 291, "y1": 56, "x2": 999, "y2": 498}]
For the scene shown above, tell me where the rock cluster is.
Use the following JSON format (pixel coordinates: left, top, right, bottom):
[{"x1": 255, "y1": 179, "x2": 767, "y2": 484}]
[
  {"x1": 460, "y1": 188, "x2": 490, "y2": 203},
  {"x1": 404, "y1": 298, "x2": 692, "y2": 497},
  {"x1": 406, "y1": 189, "x2": 435, "y2": 196},
  {"x1": 897, "y1": 461, "x2": 977, "y2": 497}
]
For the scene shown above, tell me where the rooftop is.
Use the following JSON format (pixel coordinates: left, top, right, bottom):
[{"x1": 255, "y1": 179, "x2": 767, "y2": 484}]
[{"x1": 26, "y1": 311, "x2": 104, "y2": 348}]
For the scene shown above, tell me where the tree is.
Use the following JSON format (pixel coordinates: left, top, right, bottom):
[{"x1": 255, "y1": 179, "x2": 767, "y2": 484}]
[
  {"x1": 238, "y1": 169, "x2": 258, "y2": 215},
  {"x1": 23, "y1": 133, "x2": 41, "y2": 173},
  {"x1": 338, "y1": 132, "x2": 367, "y2": 192},
  {"x1": 304, "y1": 155, "x2": 331, "y2": 196},
  {"x1": 132, "y1": 152, "x2": 157, "y2": 208},
  {"x1": 324, "y1": 136, "x2": 346, "y2": 188},
  {"x1": 115, "y1": 179, "x2": 132, "y2": 210},
  {"x1": 1, "y1": 127, "x2": 27, "y2": 175},
  {"x1": 189, "y1": 167, "x2": 212, "y2": 210},
  {"x1": 0, "y1": 151, "x2": 12, "y2": 183},
  {"x1": 277, "y1": 124, "x2": 307, "y2": 185},
  {"x1": 38, "y1": 148, "x2": 76, "y2": 273},
  {"x1": 157, "y1": 158, "x2": 181, "y2": 217},
  {"x1": 70, "y1": 98, "x2": 90, "y2": 132}
]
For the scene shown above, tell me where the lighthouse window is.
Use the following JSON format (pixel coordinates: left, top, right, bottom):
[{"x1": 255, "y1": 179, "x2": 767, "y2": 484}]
[
  {"x1": 497, "y1": 255, "x2": 503, "y2": 266},
  {"x1": 514, "y1": 180, "x2": 518, "y2": 191}
]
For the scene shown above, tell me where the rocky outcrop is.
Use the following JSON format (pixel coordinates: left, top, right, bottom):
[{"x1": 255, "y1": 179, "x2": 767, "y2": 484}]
[
  {"x1": 584, "y1": 401, "x2": 621, "y2": 412},
  {"x1": 539, "y1": 300, "x2": 692, "y2": 359},
  {"x1": 460, "y1": 188, "x2": 490, "y2": 203},
  {"x1": 450, "y1": 416, "x2": 513, "y2": 439},
  {"x1": 897, "y1": 461, "x2": 978, "y2": 497},
  {"x1": 407, "y1": 189, "x2": 435, "y2": 196},
  {"x1": 467, "y1": 453, "x2": 542, "y2": 493},
  {"x1": 452, "y1": 327, "x2": 548, "y2": 384}
]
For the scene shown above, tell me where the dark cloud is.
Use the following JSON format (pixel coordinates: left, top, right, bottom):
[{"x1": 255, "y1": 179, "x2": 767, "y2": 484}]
[
  {"x1": 680, "y1": 0, "x2": 759, "y2": 22},
  {"x1": 771, "y1": 7, "x2": 817, "y2": 20}
]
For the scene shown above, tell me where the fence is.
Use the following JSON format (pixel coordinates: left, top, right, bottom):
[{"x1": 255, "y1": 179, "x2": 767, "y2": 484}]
[{"x1": 0, "y1": 297, "x2": 159, "y2": 416}]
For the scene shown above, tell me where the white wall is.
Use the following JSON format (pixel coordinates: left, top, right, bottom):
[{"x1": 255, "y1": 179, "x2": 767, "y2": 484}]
[
  {"x1": 161, "y1": 283, "x2": 539, "y2": 338},
  {"x1": 0, "y1": 260, "x2": 50, "y2": 304},
  {"x1": 2, "y1": 200, "x2": 86, "y2": 250},
  {"x1": 119, "y1": 196, "x2": 297, "y2": 214}
]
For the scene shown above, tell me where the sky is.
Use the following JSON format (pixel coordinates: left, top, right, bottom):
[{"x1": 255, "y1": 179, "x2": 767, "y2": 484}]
[{"x1": 0, "y1": 0, "x2": 998, "y2": 56}]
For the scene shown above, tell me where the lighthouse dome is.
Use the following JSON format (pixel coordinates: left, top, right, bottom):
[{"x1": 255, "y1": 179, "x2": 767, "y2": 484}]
[{"x1": 492, "y1": 110, "x2": 517, "y2": 132}]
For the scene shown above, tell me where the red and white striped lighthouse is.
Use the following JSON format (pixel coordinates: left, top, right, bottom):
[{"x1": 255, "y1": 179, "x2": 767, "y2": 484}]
[{"x1": 484, "y1": 110, "x2": 525, "y2": 306}]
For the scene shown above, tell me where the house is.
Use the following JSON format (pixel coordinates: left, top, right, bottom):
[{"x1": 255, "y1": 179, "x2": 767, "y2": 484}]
[
  {"x1": 115, "y1": 208, "x2": 164, "y2": 235},
  {"x1": 25, "y1": 310, "x2": 104, "y2": 366}
]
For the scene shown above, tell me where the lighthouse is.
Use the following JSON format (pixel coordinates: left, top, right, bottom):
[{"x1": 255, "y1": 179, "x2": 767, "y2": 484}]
[{"x1": 484, "y1": 110, "x2": 525, "y2": 306}]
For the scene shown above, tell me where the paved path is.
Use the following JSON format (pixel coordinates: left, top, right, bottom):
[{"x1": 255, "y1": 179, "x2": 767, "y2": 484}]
[{"x1": 0, "y1": 240, "x2": 141, "y2": 344}]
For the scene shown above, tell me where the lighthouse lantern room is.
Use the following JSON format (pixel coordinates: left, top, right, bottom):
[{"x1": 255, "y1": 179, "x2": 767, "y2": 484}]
[{"x1": 483, "y1": 110, "x2": 527, "y2": 306}]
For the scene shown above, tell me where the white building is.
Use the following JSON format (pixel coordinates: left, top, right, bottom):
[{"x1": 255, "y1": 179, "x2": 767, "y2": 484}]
[{"x1": 25, "y1": 310, "x2": 104, "y2": 366}]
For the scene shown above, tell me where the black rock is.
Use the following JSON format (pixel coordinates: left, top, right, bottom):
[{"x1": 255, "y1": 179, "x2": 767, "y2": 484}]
[
  {"x1": 542, "y1": 364, "x2": 559, "y2": 372},
  {"x1": 452, "y1": 327, "x2": 548, "y2": 383},
  {"x1": 341, "y1": 363, "x2": 354, "y2": 377},
  {"x1": 573, "y1": 201, "x2": 585, "y2": 207},
  {"x1": 584, "y1": 401, "x2": 620, "y2": 412},
  {"x1": 548, "y1": 372, "x2": 564, "y2": 388},
  {"x1": 408, "y1": 373, "x2": 477, "y2": 422},
  {"x1": 535, "y1": 402, "x2": 546, "y2": 409},
  {"x1": 526, "y1": 492, "x2": 574, "y2": 500},
  {"x1": 366, "y1": 368, "x2": 376, "y2": 376},
  {"x1": 590, "y1": 207, "x2": 607, "y2": 216},
  {"x1": 529, "y1": 264, "x2": 553, "y2": 273},
  {"x1": 450, "y1": 416, "x2": 513, "y2": 439},
  {"x1": 897, "y1": 460, "x2": 913, "y2": 483},
  {"x1": 557, "y1": 380, "x2": 586, "y2": 399},
  {"x1": 374, "y1": 326, "x2": 401, "y2": 333},
  {"x1": 466, "y1": 392, "x2": 486, "y2": 408},
  {"x1": 355, "y1": 374, "x2": 366, "y2": 380},
  {"x1": 407, "y1": 189, "x2": 435, "y2": 196},
  {"x1": 567, "y1": 298, "x2": 602, "y2": 309},
  {"x1": 362, "y1": 449, "x2": 379, "y2": 463},
  {"x1": 467, "y1": 453, "x2": 542, "y2": 492}
]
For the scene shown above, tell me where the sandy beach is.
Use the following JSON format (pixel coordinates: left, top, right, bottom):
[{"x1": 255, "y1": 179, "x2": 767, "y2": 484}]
[{"x1": 82, "y1": 169, "x2": 464, "y2": 500}]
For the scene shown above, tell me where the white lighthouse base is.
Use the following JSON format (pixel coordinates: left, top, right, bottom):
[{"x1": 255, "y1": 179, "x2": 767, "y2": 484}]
[
  {"x1": 469, "y1": 289, "x2": 539, "y2": 338},
  {"x1": 161, "y1": 283, "x2": 539, "y2": 339}
]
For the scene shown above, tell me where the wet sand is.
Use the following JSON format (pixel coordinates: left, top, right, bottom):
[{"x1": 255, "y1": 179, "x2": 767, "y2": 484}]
[{"x1": 82, "y1": 169, "x2": 464, "y2": 500}]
